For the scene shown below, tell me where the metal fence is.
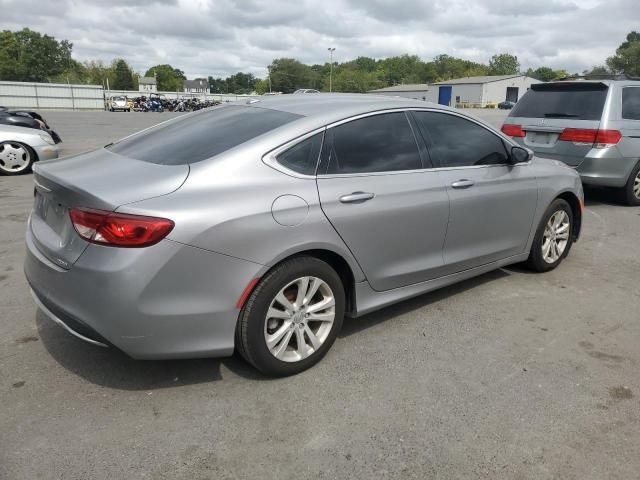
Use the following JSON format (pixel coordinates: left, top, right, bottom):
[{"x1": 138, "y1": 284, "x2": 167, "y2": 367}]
[
  {"x1": 0, "y1": 81, "x2": 259, "y2": 110},
  {"x1": 0, "y1": 81, "x2": 105, "y2": 110}
]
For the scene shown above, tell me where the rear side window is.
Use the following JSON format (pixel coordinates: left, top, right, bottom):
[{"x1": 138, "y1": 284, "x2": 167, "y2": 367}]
[
  {"x1": 622, "y1": 87, "x2": 640, "y2": 120},
  {"x1": 413, "y1": 111, "x2": 509, "y2": 167},
  {"x1": 510, "y1": 83, "x2": 608, "y2": 121},
  {"x1": 108, "y1": 105, "x2": 300, "y2": 165},
  {"x1": 325, "y1": 112, "x2": 422, "y2": 174},
  {"x1": 276, "y1": 133, "x2": 323, "y2": 175}
]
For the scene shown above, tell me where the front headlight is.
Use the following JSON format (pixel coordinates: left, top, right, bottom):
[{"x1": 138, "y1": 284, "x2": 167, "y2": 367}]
[{"x1": 39, "y1": 133, "x2": 55, "y2": 145}]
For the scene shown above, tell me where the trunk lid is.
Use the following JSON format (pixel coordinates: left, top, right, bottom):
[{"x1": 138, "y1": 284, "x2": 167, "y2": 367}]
[
  {"x1": 30, "y1": 148, "x2": 188, "y2": 269},
  {"x1": 505, "y1": 82, "x2": 608, "y2": 167}
]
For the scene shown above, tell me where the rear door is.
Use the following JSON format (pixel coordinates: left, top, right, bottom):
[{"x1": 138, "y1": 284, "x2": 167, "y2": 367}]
[
  {"x1": 413, "y1": 110, "x2": 538, "y2": 273},
  {"x1": 316, "y1": 111, "x2": 450, "y2": 291},
  {"x1": 503, "y1": 82, "x2": 609, "y2": 166}
]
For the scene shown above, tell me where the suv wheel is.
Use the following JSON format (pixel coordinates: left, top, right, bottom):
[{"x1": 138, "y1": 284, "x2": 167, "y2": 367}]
[
  {"x1": 526, "y1": 198, "x2": 574, "y2": 272},
  {"x1": 621, "y1": 161, "x2": 640, "y2": 206},
  {"x1": 235, "y1": 257, "x2": 345, "y2": 377}
]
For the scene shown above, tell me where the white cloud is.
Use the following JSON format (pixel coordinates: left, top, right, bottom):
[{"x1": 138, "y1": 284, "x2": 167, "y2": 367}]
[{"x1": 0, "y1": 0, "x2": 638, "y2": 78}]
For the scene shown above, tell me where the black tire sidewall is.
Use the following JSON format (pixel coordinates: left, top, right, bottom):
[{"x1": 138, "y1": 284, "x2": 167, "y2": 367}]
[
  {"x1": 528, "y1": 199, "x2": 574, "y2": 272},
  {"x1": 239, "y1": 257, "x2": 345, "y2": 377},
  {"x1": 623, "y1": 162, "x2": 640, "y2": 206}
]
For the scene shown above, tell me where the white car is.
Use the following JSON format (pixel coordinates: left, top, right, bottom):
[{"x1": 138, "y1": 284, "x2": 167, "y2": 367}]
[
  {"x1": 0, "y1": 124, "x2": 59, "y2": 175},
  {"x1": 108, "y1": 96, "x2": 131, "y2": 112}
]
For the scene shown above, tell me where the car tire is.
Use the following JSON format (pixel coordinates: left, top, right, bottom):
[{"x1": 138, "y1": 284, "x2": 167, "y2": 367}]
[
  {"x1": 0, "y1": 141, "x2": 36, "y2": 176},
  {"x1": 620, "y1": 161, "x2": 640, "y2": 206},
  {"x1": 526, "y1": 198, "x2": 574, "y2": 273},
  {"x1": 235, "y1": 256, "x2": 345, "y2": 377}
]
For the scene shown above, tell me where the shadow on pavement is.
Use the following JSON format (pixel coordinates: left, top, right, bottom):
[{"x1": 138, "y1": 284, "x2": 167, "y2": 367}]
[
  {"x1": 583, "y1": 186, "x2": 626, "y2": 207},
  {"x1": 38, "y1": 269, "x2": 510, "y2": 389}
]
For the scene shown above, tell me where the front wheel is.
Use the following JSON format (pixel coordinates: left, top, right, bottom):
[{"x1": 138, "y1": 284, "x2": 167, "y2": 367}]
[
  {"x1": 236, "y1": 257, "x2": 345, "y2": 377},
  {"x1": 526, "y1": 198, "x2": 574, "y2": 272}
]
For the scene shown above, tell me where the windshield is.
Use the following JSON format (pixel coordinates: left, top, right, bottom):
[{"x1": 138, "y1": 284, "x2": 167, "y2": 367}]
[
  {"x1": 510, "y1": 83, "x2": 608, "y2": 121},
  {"x1": 108, "y1": 105, "x2": 301, "y2": 165}
]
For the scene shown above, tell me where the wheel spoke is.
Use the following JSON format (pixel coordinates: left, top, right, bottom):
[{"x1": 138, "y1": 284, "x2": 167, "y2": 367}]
[
  {"x1": 295, "y1": 277, "x2": 309, "y2": 309},
  {"x1": 542, "y1": 238, "x2": 552, "y2": 259},
  {"x1": 307, "y1": 296, "x2": 335, "y2": 314},
  {"x1": 306, "y1": 311, "x2": 334, "y2": 322},
  {"x1": 304, "y1": 325, "x2": 322, "y2": 351},
  {"x1": 275, "y1": 291, "x2": 294, "y2": 314},
  {"x1": 266, "y1": 321, "x2": 293, "y2": 349},
  {"x1": 295, "y1": 327, "x2": 309, "y2": 359},
  {"x1": 273, "y1": 328, "x2": 294, "y2": 359},
  {"x1": 556, "y1": 231, "x2": 569, "y2": 240},
  {"x1": 267, "y1": 307, "x2": 291, "y2": 320},
  {"x1": 303, "y1": 277, "x2": 322, "y2": 306}
]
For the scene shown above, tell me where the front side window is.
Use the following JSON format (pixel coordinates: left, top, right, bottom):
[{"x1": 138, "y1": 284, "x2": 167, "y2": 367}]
[
  {"x1": 622, "y1": 87, "x2": 640, "y2": 120},
  {"x1": 325, "y1": 112, "x2": 422, "y2": 174},
  {"x1": 413, "y1": 111, "x2": 509, "y2": 167},
  {"x1": 275, "y1": 133, "x2": 323, "y2": 175}
]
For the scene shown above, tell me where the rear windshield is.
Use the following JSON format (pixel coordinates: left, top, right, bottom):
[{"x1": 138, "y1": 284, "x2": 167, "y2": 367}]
[
  {"x1": 108, "y1": 105, "x2": 301, "y2": 165},
  {"x1": 510, "y1": 83, "x2": 608, "y2": 121}
]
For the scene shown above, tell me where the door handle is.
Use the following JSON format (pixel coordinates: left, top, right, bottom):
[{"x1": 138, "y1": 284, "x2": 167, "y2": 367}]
[
  {"x1": 339, "y1": 192, "x2": 375, "y2": 204},
  {"x1": 451, "y1": 179, "x2": 475, "y2": 189}
]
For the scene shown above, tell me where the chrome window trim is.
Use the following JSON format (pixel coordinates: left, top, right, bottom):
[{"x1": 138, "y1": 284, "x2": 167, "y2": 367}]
[{"x1": 263, "y1": 107, "x2": 530, "y2": 179}]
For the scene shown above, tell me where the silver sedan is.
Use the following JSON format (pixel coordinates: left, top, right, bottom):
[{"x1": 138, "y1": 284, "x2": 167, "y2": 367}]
[
  {"x1": 25, "y1": 95, "x2": 584, "y2": 376},
  {"x1": 0, "y1": 124, "x2": 59, "y2": 175}
]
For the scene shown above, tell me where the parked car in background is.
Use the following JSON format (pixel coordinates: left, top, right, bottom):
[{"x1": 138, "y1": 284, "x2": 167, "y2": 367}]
[
  {"x1": 0, "y1": 107, "x2": 62, "y2": 144},
  {"x1": 293, "y1": 89, "x2": 320, "y2": 94},
  {"x1": 502, "y1": 76, "x2": 640, "y2": 205},
  {"x1": 25, "y1": 95, "x2": 583, "y2": 376},
  {"x1": 498, "y1": 100, "x2": 516, "y2": 109},
  {"x1": 0, "y1": 124, "x2": 59, "y2": 175},
  {"x1": 108, "y1": 96, "x2": 131, "y2": 112}
]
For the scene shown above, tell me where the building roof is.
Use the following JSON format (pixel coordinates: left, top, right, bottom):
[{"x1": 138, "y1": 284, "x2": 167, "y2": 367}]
[
  {"x1": 434, "y1": 75, "x2": 524, "y2": 85},
  {"x1": 138, "y1": 76, "x2": 156, "y2": 85},
  {"x1": 184, "y1": 79, "x2": 208, "y2": 89},
  {"x1": 368, "y1": 83, "x2": 430, "y2": 93}
]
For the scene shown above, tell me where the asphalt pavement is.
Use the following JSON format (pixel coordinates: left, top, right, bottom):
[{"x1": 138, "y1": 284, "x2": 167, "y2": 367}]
[{"x1": 1, "y1": 108, "x2": 639, "y2": 479}]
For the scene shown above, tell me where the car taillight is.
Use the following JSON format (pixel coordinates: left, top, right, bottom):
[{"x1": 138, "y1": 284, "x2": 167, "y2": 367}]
[
  {"x1": 501, "y1": 124, "x2": 525, "y2": 137},
  {"x1": 559, "y1": 128, "x2": 621, "y2": 147},
  {"x1": 69, "y1": 208, "x2": 174, "y2": 248}
]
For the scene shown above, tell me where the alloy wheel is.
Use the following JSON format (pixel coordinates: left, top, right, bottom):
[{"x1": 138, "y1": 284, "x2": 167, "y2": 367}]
[
  {"x1": 634, "y1": 170, "x2": 640, "y2": 199},
  {"x1": 264, "y1": 276, "x2": 335, "y2": 362},
  {"x1": 0, "y1": 142, "x2": 31, "y2": 173},
  {"x1": 541, "y1": 210, "x2": 570, "y2": 264}
]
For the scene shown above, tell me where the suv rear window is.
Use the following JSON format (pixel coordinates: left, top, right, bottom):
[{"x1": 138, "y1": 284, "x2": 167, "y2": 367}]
[
  {"x1": 510, "y1": 83, "x2": 608, "y2": 121},
  {"x1": 108, "y1": 105, "x2": 300, "y2": 165}
]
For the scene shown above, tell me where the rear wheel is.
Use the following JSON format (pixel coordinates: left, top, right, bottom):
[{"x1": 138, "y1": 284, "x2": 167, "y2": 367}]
[
  {"x1": 620, "y1": 161, "x2": 640, "y2": 206},
  {"x1": 236, "y1": 257, "x2": 345, "y2": 377},
  {"x1": 526, "y1": 198, "x2": 574, "y2": 272},
  {"x1": 0, "y1": 141, "x2": 35, "y2": 176}
]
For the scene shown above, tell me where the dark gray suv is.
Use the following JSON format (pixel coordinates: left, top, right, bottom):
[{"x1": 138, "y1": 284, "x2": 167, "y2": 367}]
[{"x1": 501, "y1": 77, "x2": 640, "y2": 205}]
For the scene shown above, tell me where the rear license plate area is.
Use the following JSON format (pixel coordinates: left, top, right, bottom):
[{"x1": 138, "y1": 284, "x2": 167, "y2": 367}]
[{"x1": 35, "y1": 191, "x2": 67, "y2": 235}]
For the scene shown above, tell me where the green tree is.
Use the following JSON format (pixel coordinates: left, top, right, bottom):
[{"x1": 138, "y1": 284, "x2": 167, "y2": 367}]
[
  {"x1": 112, "y1": 58, "x2": 135, "y2": 90},
  {"x1": 144, "y1": 64, "x2": 186, "y2": 91},
  {"x1": 254, "y1": 78, "x2": 269, "y2": 95},
  {"x1": 607, "y1": 31, "x2": 640, "y2": 76},
  {"x1": 0, "y1": 28, "x2": 74, "y2": 82},
  {"x1": 526, "y1": 66, "x2": 556, "y2": 81},
  {"x1": 488, "y1": 53, "x2": 520, "y2": 75},
  {"x1": 268, "y1": 58, "x2": 319, "y2": 93}
]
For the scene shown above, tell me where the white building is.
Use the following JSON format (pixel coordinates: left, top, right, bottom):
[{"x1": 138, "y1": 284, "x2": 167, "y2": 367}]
[
  {"x1": 138, "y1": 76, "x2": 157, "y2": 93},
  {"x1": 369, "y1": 75, "x2": 541, "y2": 107},
  {"x1": 183, "y1": 79, "x2": 208, "y2": 94}
]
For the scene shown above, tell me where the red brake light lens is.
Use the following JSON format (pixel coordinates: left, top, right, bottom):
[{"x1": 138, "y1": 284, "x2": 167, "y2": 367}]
[
  {"x1": 69, "y1": 208, "x2": 174, "y2": 248},
  {"x1": 501, "y1": 124, "x2": 525, "y2": 138},
  {"x1": 559, "y1": 128, "x2": 621, "y2": 146}
]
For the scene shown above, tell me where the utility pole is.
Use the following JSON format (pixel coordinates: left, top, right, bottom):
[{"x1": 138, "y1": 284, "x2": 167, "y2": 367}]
[
  {"x1": 268, "y1": 66, "x2": 272, "y2": 93},
  {"x1": 328, "y1": 47, "x2": 336, "y2": 92}
]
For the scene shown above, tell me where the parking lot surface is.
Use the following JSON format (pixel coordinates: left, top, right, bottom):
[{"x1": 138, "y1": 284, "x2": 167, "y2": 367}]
[{"x1": 1, "y1": 109, "x2": 639, "y2": 479}]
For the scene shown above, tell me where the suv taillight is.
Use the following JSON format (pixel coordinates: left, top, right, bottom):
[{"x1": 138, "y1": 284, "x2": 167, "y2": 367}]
[
  {"x1": 501, "y1": 124, "x2": 525, "y2": 137},
  {"x1": 69, "y1": 208, "x2": 174, "y2": 248},
  {"x1": 559, "y1": 128, "x2": 622, "y2": 147}
]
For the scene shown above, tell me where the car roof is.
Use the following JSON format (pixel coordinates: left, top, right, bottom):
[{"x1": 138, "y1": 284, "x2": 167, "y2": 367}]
[{"x1": 243, "y1": 93, "x2": 454, "y2": 125}]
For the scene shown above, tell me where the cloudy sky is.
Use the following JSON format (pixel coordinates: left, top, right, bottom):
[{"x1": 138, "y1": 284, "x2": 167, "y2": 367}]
[{"x1": 1, "y1": 0, "x2": 638, "y2": 79}]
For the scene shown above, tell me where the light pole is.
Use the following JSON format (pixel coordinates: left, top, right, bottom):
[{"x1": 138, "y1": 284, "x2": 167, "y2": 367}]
[{"x1": 327, "y1": 47, "x2": 336, "y2": 92}]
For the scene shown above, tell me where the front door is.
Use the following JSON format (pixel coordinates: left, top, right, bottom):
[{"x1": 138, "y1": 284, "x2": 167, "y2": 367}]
[
  {"x1": 316, "y1": 111, "x2": 450, "y2": 291},
  {"x1": 412, "y1": 110, "x2": 538, "y2": 273}
]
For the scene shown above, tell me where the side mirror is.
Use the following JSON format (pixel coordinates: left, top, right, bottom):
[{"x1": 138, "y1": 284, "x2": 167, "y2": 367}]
[{"x1": 510, "y1": 146, "x2": 532, "y2": 164}]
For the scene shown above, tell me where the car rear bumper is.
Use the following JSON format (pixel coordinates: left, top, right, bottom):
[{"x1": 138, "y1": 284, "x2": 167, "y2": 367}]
[
  {"x1": 575, "y1": 154, "x2": 638, "y2": 187},
  {"x1": 24, "y1": 227, "x2": 264, "y2": 359}
]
